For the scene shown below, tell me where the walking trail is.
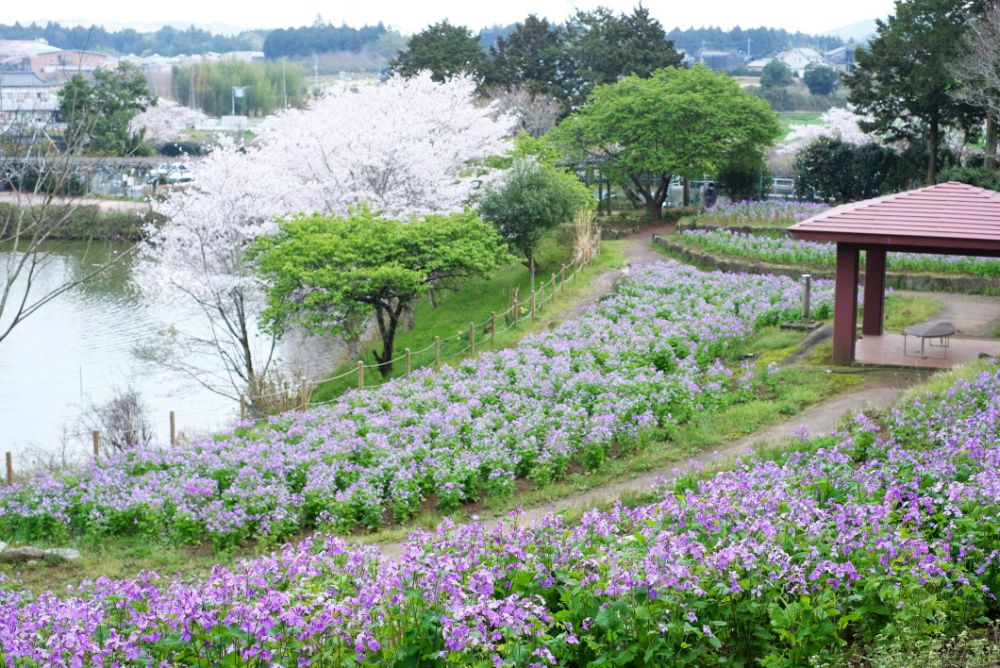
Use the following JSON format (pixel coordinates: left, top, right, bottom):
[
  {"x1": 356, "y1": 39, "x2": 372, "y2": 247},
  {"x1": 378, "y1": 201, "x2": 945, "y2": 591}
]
[{"x1": 374, "y1": 225, "x2": 941, "y2": 559}]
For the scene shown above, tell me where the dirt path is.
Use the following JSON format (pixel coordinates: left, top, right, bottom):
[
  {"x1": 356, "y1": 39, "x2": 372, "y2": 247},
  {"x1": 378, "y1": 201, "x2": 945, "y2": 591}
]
[
  {"x1": 376, "y1": 368, "x2": 926, "y2": 559},
  {"x1": 0, "y1": 192, "x2": 148, "y2": 213},
  {"x1": 896, "y1": 290, "x2": 1000, "y2": 338},
  {"x1": 558, "y1": 223, "x2": 678, "y2": 322}
]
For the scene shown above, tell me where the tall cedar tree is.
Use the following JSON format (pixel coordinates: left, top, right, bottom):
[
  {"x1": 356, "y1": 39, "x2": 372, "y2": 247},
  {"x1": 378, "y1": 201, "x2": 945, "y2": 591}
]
[
  {"x1": 484, "y1": 15, "x2": 562, "y2": 98},
  {"x1": 558, "y1": 6, "x2": 683, "y2": 109},
  {"x1": 389, "y1": 20, "x2": 486, "y2": 83},
  {"x1": 845, "y1": 0, "x2": 984, "y2": 183}
]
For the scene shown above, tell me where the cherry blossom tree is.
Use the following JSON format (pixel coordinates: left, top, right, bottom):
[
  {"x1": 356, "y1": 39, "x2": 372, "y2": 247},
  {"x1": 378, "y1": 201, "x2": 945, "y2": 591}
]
[
  {"x1": 136, "y1": 139, "x2": 288, "y2": 410},
  {"x1": 259, "y1": 74, "x2": 515, "y2": 217},
  {"x1": 138, "y1": 74, "x2": 516, "y2": 411},
  {"x1": 777, "y1": 107, "x2": 879, "y2": 156},
  {"x1": 129, "y1": 99, "x2": 208, "y2": 146}
]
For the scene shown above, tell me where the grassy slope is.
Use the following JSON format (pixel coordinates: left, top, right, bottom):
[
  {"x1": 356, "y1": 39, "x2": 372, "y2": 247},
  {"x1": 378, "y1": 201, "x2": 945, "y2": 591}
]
[{"x1": 312, "y1": 233, "x2": 627, "y2": 401}]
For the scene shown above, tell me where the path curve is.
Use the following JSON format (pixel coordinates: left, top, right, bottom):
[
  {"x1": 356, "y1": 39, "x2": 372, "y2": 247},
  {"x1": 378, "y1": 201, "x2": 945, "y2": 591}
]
[
  {"x1": 373, "y1": 221, "x2": 933, "y2": 559},
  {"x1": 895, "y1": 290, "x2": 1000, "y2": 338}
]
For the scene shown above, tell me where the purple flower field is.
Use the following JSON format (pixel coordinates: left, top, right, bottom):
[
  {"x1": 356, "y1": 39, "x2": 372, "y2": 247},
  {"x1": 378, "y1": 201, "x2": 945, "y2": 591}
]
[
  {"x1": 0, "y1": 261, "x2": 830, "y2": 547},
  {"x1": 681, "y1": 229, "x2": 1000, "y2": 278},
  {"x1": 1, "y1": 358, "x2": 998, "y2": 665},
  {"x1": 694, "y1": 200, "x2": 830, "y2": 226}
]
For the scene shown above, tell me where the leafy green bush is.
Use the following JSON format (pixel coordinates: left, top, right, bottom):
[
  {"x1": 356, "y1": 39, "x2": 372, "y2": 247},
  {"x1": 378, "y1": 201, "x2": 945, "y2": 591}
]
[{"x1": 936, "y1": 165, "x2": 1000, "y2": 191}]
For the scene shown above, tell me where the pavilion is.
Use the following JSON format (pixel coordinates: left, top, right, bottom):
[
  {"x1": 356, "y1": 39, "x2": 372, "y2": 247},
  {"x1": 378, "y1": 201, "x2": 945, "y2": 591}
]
[{"x1": 789, "y1": 182, "x2": 1000, "y2": 364}]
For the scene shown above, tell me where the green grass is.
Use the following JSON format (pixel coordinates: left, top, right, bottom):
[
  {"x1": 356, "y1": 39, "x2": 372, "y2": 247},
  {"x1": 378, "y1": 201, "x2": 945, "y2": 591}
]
[
  {"x1": 311, "y1": 233, "x2": 627, "y2": 402},
  {"x1": 875, "y1": 294, "x2": 944, "y2": 332},
  {"x1": 778, "y1": 111, "x2": 823, "y2": 136},
  {"x1": 0, "y1": 536, "x2": 259, "y2": 596}
]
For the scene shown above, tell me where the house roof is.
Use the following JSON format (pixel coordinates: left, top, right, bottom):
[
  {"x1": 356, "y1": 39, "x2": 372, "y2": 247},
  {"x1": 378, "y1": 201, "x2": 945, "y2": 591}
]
[
  {"x1": 0, "y1": 71, "x2": 55, "y2": 88},
  {"x1": 788, "y1": 182, "x2": 1000, "y2": 255},
  {"x1": 0, "y1": 40, "x2": 60, "y2": 58}
]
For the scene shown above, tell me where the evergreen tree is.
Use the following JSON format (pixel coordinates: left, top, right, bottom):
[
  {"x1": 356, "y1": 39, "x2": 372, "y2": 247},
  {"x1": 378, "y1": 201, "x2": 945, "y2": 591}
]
[
  {"x1": 557, "y1": 6, "x2": 683, "y2": 108},
  {"x1": 846, "y1": 0, "x2": 984, "y2": 182},
  {"x1": 484, "y1": 15, "x2": 562, "y2": 98},
  {"x1": 389, "y1": 21, "x2": 486, "y2": 82}
]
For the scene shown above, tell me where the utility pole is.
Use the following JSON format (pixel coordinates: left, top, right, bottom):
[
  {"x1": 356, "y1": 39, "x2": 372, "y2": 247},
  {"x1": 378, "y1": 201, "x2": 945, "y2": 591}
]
[{"x1": 282, "y1": 60, "x2": 288, "y2": 108}]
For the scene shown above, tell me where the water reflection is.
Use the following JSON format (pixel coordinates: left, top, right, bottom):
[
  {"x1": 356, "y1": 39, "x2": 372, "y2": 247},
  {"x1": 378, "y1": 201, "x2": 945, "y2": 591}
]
[{"x1": 0, "y1": 241, "x2": 237, "y2": 463}]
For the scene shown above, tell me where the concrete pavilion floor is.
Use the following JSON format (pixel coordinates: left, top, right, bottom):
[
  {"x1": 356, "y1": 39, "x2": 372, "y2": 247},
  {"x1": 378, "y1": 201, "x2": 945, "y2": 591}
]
[{"x1": 855, "y1": 333, "x2": 1000, "y2": 369}]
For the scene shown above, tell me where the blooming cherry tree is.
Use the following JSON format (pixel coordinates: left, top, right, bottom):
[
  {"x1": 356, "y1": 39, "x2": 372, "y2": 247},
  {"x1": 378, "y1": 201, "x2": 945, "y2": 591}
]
[
  {"x1": 138, "y1": 74, "x2": 516, "y2": 409},
  {"x1": 129, "y1": 99, "x2": 209, "y2": 145},
  {"x1": 261, "y1": 74, "x2": 515, "y2": 217},
  {"x1": 778, "y1": 106, "x2": 878, "y2": 155}
]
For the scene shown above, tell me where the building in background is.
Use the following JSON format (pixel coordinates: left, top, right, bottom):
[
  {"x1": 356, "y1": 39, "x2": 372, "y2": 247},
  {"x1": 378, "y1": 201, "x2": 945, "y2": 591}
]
[
  {"x1": 699, "y1": 50, "x2": 746, "y2": 72},
  {"x1": 0, "y1": 71, "x2": 59, "y2": 125}
]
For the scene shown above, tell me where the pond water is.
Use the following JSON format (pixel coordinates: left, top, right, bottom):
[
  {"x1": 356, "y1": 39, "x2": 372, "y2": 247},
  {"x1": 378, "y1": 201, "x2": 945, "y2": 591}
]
[{"x1": 0, "y1": 241, "x2": 239, "y2": 467}]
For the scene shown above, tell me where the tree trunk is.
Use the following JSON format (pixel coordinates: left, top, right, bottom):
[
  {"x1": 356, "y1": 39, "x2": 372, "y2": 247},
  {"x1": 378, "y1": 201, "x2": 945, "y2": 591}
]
[
  {"x1": 987, "y1": 114, "x2": 998, "y2": 172},
  {"x1": 927, "y1": 115, "x2": 939, "y2": 185},
  {"x1": 373, "y1": 301, "x2": 404, "y2": 379}
]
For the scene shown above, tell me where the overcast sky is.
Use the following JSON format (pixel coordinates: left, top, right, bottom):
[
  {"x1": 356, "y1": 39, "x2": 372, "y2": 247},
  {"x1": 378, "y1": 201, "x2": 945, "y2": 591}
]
[{"x1": 2, "y1": 1, "x2": 895, "y2": 36}]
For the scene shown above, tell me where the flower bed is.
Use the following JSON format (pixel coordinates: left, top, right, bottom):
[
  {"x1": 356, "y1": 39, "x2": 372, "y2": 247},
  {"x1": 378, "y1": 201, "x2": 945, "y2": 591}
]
[
  {"x1": 680, "y1": 229, "x2": 1000, "y2": 278},
  {"x1": 2, "y1": 361, "x2": 998, "y2": 666},
  {"x1": 686, "y1": 200, "x2": 830, "y2": 228},
  {"x1": 0, "y1": 262, "x2": 828, "y2": 547}
]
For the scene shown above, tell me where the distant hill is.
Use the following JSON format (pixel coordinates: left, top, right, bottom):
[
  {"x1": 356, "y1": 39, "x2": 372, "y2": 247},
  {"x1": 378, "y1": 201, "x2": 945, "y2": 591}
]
[{"x1": 823, "y1": 19, "x2": 878, "y2": 42}]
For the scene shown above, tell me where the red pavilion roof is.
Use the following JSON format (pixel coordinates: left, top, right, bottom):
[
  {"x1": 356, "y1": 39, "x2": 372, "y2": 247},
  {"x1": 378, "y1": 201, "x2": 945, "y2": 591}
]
[{"x1": 789, "y1": 182, "x2": 1000, "y2": 254}]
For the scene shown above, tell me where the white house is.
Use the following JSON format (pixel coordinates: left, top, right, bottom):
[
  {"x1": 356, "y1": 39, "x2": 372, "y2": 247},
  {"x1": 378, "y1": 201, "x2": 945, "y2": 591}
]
[
  {"x1": 748, "y1": 47, "x2": 825, "y2": 77},
  {"x1": 0, "y1": 71, "x2": 59, "y2": 125}
]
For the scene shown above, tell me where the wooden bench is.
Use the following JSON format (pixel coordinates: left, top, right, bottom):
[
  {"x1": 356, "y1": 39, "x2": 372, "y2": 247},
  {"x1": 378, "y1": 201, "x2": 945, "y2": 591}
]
[{"x1": 904, "y1": 320, "x2": 956, "y2": 359}]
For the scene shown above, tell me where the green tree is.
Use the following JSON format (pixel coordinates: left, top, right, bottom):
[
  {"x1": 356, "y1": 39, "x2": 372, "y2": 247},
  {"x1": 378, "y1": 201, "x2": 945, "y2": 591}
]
[
  {"x1": 557, "y1": 6, "x2": 683, "y2": 108},
  {"x1": 478, "y1": 158, "x2": 591, "y2": 289},
  {"x1": 760, "y1": 59, "x2": 794, "y2": 89},
  {"x1": 172, "y1": 59, "x2": 308, "y2": 116},
  {"x1": 251, "y1": 206, "x2": 509, "y2": 378},
  {"x1": 551, "y1": 66, "x2": 780, "y2": 219},
  {"x1": 845, "y1": 0, "x2": 983, "y2": 183},
  {"x1": 484, "y1": 15, "x2": 562, "y2": 98},
  {"x1": 803, "y1": 63, "x2": 839, "y2": 95},
  {"x1": 389, "y1": 20, "x2": 486, "y2": 82},
  {"x1": 58, "y1": 63, "x2": 155, "y2": 155}
]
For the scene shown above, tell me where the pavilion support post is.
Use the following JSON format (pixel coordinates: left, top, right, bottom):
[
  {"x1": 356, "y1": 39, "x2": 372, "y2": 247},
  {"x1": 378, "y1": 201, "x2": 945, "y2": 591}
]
[
  {"x1": 862, "y1": 246, "x2": 887, "y2": 337},
  {"x1": 833, "y1": 243, "x2": 860, "y2": 364}
]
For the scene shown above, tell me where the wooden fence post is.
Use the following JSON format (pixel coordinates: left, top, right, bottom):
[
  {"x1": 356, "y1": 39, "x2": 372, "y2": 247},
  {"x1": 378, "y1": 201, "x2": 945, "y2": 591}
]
[
  {"x1": 169, "y1": 411, "x2": 177, "y2": 446},
  {"x1": 405, "y1": 348, "x2": 411, "y2": 376},
  {"x1": 513, "y1": 297, "x2": 519, "y2": 325},
  {"x1": 357, "y1": 360, "x2": 365, "y2": 390},
  {"x1": 560, "y1": 264, "x2": 566, "y2": 285},
  {"x1": 551, "y1": 273, "x2": 556, "y2": 299},
  {"x1": 5, "y1": 452, "x2": 12, "y2": 486},
  {"x1": 469, "y1": 321, "x2": 476, "y2": 356},
  {"x1": 92, "y1": 430, "x2": 100, "y2": 459}
]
